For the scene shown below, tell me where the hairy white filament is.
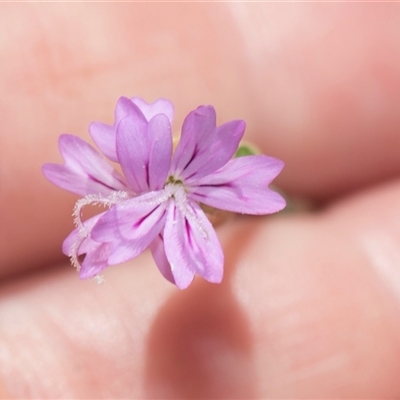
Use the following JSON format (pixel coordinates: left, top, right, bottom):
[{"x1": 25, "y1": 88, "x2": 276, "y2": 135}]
[
  {"x1": 69, "y1": 191, "x2": 129, "y2": 271},
  {"x1": 165, "y1": 183, "x2": 208, "y2": 240}
]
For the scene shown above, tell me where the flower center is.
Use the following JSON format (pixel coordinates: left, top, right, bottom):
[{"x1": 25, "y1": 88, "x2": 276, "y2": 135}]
[
  {"x1": 164, "y1": 180, "x2": 186, "y2": 204},
  {"x1": 163, "y1": 180, "x2": 209, "y2": 238},
  {"x1": 166, "y1": 175, "x2": 183, "y2": 185}
]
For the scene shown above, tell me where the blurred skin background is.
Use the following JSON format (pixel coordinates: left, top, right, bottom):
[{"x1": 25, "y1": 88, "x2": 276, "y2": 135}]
[{"x1": 1, "y1": 2, "x2": 400, "y2": 398}]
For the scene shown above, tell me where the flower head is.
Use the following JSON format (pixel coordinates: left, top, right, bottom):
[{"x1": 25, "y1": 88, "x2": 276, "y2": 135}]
[{"x1": 43, "y1": 97, "x2": 285, "y2": 289}]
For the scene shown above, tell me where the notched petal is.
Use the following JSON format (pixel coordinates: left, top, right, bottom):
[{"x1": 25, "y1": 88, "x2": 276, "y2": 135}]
[
  {"x1": 79, "y1": 242, "x2": 111, "y2": 279},
  {"x1": 171, "y1": 105, "x2": 246, "y2": 182},
  {"x1": 90, "y1": 96, "x2": 147, "y2": 162},
  {"x1": 42, "y1": 134, "x2": 127, "y2": 196},
  {"x1": 89, "y1": 122, "x2": 117, "y2": 162},
  {"x1": 170, "y1": 105, "x2": 216, "y2": 178},
  {"x1": 183, "y1": 119, "x2": 246, "y2": 182},
  {"x1": 150, "y1": 234, "x2": 175, "y2": 284},
  {"x1": 190, "y1": 155, "x2": 286, "y2": 214},
  {"x1": 131, "y1": 97, "x2": 174, "y2": 123},
  {"x1": 164, "y1": 200, "x2": 224, "y2": 289},
  {"x1": 91, "y1": 192, "x2": 168, "y2": 265},
  {"x1": 116, "y1": 113, "x2": 172, "y2": 193},
  {"x1": 62, "y1": 213, "x2": 111, "y2": 279}
]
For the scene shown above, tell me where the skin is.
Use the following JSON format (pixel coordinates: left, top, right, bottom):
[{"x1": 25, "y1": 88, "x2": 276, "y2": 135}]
[{"x1": 1, "y1": 2, "x2": 400, "y2": 398}]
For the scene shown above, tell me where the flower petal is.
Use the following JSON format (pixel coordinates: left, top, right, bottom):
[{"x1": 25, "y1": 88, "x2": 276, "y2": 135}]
[
  {"x1": 88, "y1": 122, "x2": 117, "y2": 162},
  {"x1": 91, "y1": 191, "x2": 168, "y2": 265},
  {"x1": 62, "y1": 213, "x2": 110, "y2": 279},
  {"x1": 116, "y1": 113, "x2": 172, "y2": 193},
  {"x1": 131, "y1": 97, "x2": 174, "y2": 124},
  {"x1": 89, "y1": 97, "x2": 174, "y2": 162},
  {"x1": 149, "y1": 234, "x2": 175, "y2": 284},
  {"x1": 170, "y1": 105, "x2": 245, "y2": 182},
  {"x1": 89, "y1": 97, "x2": 144, "y2": 162},
  {"x1": 79, "y1": 242, "x2": 111, "y2": 279},
  {"x1": 64, "y1": 232, "x2": 110, "y2": 279},
  {"x1": 163, "y1": 200, "x2": 224, "y2": 289},
  {"x1": 190, "y1": 155, "x2": 286, "y2": 214},
  {"x1": 169, "y1": 106, "x2": 214, "y2": 180},
  {"x1": 42, "y1": 134, "x2": 127, "y2": 196},
  {"x1": 62, "y1": 214, "x2": 103, "y2": 256}
]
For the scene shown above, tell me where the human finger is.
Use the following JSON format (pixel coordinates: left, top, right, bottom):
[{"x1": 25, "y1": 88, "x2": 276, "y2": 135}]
[
  {"x1": 1, "y1": 179, "x2": 400, "y2": 397},
  {"x1": 2, "y1": 3, "x2": 400, "y2": 277}
]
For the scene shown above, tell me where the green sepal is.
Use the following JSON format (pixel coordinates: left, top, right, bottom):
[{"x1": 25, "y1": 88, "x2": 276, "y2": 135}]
[{"x1": 234, "y1": 142, "x2": 259, "y2": 158}]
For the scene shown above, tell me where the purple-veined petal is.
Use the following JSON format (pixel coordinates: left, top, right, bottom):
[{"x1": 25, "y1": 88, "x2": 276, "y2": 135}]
[
  {"x1": 169, "y1": 106, "x2": 215, "y2": 178},
  {"x1": 65, "y1": 231, "x2": 110, "y2": 279},
  {"x1": 89, "y1": 97, "x2": 147, "y2": 162},
  {"x1": 91, "y1": 191, "x2": 168, "y2": 265},
  {"x1": 62, "y1": 213, "x2": 110, "y2": 279},
  {"x1": 88, "y1": 122, "x2": 116, "y2": 162},
  {"x1": 149, "y1": 234, "x2": 175, "y2": 284},
  {"x1": 116, "y1": 113, "x2": 172, "y2": 193},
  {"x1": 62, "y1": 213, "x2": 103, "y2": 256},
  {"x1": 42, "y1": 134, "x2": 127, "y2": 196},
  {"x1": 189, "y1": 155, "x2": 286, "y2": 214},
  {"x1": 170, "y1": 105, "x2": 245, "y2": 182},
  {"x1": 79, "y1": 242, "x2": 111, "y2": 279},
  {"x1": 131, "y1": 97, "x2": 174, "y2": 124},
  {"x1": 163, "y1": 199, "x2": 224, "y2": 289},
  {"x1": 147, "y1": 115, "x2": 173, "y2": 190}
]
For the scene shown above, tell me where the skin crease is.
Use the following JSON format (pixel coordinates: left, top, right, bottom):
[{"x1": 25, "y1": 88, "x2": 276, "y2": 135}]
[{"x1": 1, "y1": 2, "x2": 400, "y2": 398}]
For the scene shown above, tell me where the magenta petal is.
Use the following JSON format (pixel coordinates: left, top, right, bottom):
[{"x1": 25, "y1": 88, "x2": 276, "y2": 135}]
[
  {"x1": 182, "y1": 119, "x2": 246, "y2": 183},
  {"x1": 42, "y1": 134, "x2": 127, "y2": 196},
  {"x1": 147, "y1": 114, "x2": 173, "y2": 190},
  {"x1": 170, "y1": 106, "x2": 245, "y2": 182},
  {"x1": 170, "y1": 106, "x2": 215, "y2": 178},
  {"x1": 62, "y1": 228, "x2": 78, "y2": 257},
  {"x1": 116, "y1": 113, "x2": 172, "y2": 193},
  {"x1": 131, "y1": 97, "x2": 174, "y2": 123},
  {"x1": 91, "y1": 192, "x2": 167, "y2": 265},
  {"x1": 62, "y1": 214, "x2": 104, "y2": 256},
  {"x1": 149, "y1": 234, "x2": 175, "y2": 284},
  {"x1": 88, "y1": 122, "x2": 116, "y2": 162},
  {"x1": 163, "y1": 200, "x2": 224, "y2": 289},
  {"x1": 62, "y1": 213, "x2": 110, "y2": 279},
  {"x1": 190, "y1": 155, "x2": 286, "y2": 214},
  {"x1": 115, "y1": 96, "x2": 144, "y2": 122},
  {"x1": 89, "y1": 97, "x2": 145, "y2": 162},
  {"x1": 79, "y1": 242, "x2": 111, "y2": 279}
]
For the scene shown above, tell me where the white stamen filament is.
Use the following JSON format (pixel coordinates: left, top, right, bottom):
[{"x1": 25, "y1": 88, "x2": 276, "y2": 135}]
[
  {"x1": 70, "y1": 191, "x2": 129, "y2": 271},
  {"x1": 165, "y1": 183, "x2": 208, "y2": 240},
  {"x1": 70, "y1": 182, "x2": 209, "y2": 274},
  {"x1": 73, "y1": 191, "x2": 129, "y2": 233}
]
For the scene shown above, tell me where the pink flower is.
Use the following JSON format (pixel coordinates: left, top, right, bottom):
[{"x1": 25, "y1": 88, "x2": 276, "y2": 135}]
[{"x1": 43, "y1": 97, "x2": 285, "y2": 289}]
